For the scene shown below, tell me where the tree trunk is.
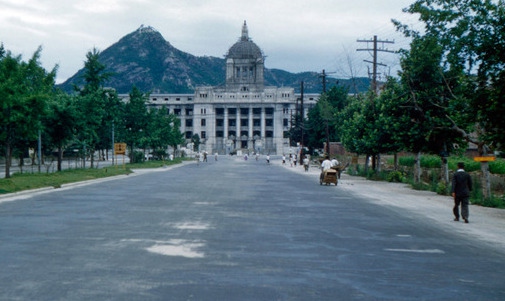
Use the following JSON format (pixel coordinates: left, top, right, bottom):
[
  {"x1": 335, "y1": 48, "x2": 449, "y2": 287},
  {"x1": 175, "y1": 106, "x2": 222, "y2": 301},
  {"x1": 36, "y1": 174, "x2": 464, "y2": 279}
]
[
  {"x1": 415, "y1": 152, "x2": 422, "y2": 184},
  {"x1": 481, "y1": 161, "x2": 491, "y2": 199},
  {"x1": 377, "y1": 154, "x2": 382, "y2": 172},
  {"x1": 57, "y1": 145, "x2": 63, "y2": 172},
  {"x1": 364, "y1": 154, "x2": 370, "y2": 174},
  {"x1": 442, "y1": 157, "x2": 449, "y2": 184},
  {"x1": 5, "y1": 144, "x2": 11, "y2": 178}
]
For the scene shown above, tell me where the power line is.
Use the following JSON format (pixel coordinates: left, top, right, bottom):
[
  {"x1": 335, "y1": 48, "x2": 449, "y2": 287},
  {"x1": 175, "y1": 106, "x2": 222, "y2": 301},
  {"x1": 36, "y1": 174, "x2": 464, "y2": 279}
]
[
  {"x1": 318, "y1": 69, "x2": 336, "y2": 93},
  {"x1": 356, "y1": 35, "x2": 395, "y2": 93}
]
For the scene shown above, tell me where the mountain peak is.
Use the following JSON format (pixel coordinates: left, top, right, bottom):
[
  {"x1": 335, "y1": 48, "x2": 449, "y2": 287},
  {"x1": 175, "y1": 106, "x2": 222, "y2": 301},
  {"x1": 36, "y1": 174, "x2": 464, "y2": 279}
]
[{"x1": 136, "y1": 24, "x2": 159, "y2": 34}]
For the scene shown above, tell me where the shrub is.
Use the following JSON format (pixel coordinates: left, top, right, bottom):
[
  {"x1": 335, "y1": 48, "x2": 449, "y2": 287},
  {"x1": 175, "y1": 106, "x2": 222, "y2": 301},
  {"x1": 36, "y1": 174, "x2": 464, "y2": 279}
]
[
  {"x1": 490, "y1": 160, "x2": 505, "y2": 174},
  {"x1": 436, "y1": 181, "x2": 448, "y2": 195},
  {"x1": 422, "y1": 155, "x2": 442, "y2": 168},
  {"x1": 387, "y1": 171, "x2": 404, "y2": 182},
  {"x1": 131, "y1": 150, "x2": 145, "y2": 163},
  {"x1": 399, "y1": 156, "x2": 416, "y2": 167}
]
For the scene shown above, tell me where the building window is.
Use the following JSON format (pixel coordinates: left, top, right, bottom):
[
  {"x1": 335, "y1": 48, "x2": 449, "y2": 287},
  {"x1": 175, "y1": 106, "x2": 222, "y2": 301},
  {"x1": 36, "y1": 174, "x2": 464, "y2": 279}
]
[
  {"x1": 174, "y1": 109, "x2": 181, "y2": 115},
  {"x1": 201, "y1": 119, "x2": 206, "y2": 126},
  {"x1": 216, "y1": 119, "x2": 224, "y2": 127},
  {"x1": 253, "y1": 108, "x2": 261, "y2": 115},
  {"x1": 216, "y1": 131, "x2": 224, "y2": 137},
  {"x1": 240, "y1": 108, "x2": 249, "y2": 115},
  {"x1": 253, "y1": 119, "x2": 260, "y2": 127},
  {"x1": 228, "y1": 108, "x2": 236, "y2": 115},
  {"x1": 186, "y1": 109, "x2": 193, "y2": 115},
  {"x1": 266, "y1": 131, "x2": 273, "y2": 138},
  {"x1": 241, "y1": 119, "x2": 248, "y2": 127},
  {"x1": 201, "y1": 131, "x2": 206, "y2": 139},
  {"x1": 266, "y1": 119, "x2": 273, "y2": 127},
  {"x1": 216, "y1": 108, "x2": 224, "y2": 115},
  {"x1": 185, "y1": 131, "x2": 192, "y2": 139},
  {"x1": 265, "y1": 108, "x2": 274, "y2": 115},
  {"x1": 283, "y1": 119, "x2": 288, "y2": 127},
  {"x1": 228, "y1": 119, "x2": 236, "y2": 126},
  {"x1": 186, "y1": 119, "x2": 193, "y2": 127}
]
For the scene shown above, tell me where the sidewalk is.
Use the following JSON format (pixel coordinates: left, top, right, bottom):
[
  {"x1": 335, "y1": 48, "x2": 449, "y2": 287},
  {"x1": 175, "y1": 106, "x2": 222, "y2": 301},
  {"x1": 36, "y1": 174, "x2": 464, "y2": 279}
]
[{"x1": 282, "y1": 162, "x2": 505, "y2": 254}]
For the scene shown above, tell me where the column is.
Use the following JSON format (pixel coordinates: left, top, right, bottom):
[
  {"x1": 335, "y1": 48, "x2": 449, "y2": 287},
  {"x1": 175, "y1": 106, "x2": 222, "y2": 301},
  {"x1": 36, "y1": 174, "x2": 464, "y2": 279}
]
[
  {"x1": 236, "y1": 107, "x2": 241, "y2": 148},
  {"x1": 224, "y1": 107, "x2": 228, "y2": 139},
  {"x1": 248, "y1": 105, "x2": 253, "y2": 149}
]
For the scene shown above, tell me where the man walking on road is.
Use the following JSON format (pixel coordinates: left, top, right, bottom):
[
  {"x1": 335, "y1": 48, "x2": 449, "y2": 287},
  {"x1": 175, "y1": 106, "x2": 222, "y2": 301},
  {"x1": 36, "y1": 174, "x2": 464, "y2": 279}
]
[{"x1": 451, "y1": 162, "x2": 473, "y2": 223}]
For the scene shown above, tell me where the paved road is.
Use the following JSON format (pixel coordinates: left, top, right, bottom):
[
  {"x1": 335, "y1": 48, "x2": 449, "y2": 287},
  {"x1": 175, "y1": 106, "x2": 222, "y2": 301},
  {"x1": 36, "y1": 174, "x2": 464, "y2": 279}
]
[{"x1": 1, "y1": 156, "x2": 504, "y2": 300}]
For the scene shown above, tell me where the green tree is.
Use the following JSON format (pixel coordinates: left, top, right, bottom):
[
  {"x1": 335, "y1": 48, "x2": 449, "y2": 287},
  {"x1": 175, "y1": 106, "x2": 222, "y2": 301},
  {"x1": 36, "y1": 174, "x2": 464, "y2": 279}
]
[
  {"x1": 0, "y1": 47, "x2": 56, "y2": 178},
  {"x1": 121, "y1": 86, "x2": 148, "y2": 162},
  {"x1": 191, "y1": 134, "x2": 201, "y2": 152},
  {"x1": 305, "y1": 86, "x2": 349, "y2": 154},
  {"x1": 42, "y1": 91, "x2": 79, "y2": 171},
  {"x1": 75, "y1": 48, "x2": 112, "y2": 168},
  {"x1": 394, "y1": 0, "x2": 505, "y2": 153}
]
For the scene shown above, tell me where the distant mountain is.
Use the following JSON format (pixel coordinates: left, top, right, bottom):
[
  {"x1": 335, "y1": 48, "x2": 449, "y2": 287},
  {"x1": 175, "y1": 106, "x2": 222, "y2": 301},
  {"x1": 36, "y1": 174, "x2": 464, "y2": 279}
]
[{"x1": 58, "y1": 25, "x2": 370, "y2": 94}]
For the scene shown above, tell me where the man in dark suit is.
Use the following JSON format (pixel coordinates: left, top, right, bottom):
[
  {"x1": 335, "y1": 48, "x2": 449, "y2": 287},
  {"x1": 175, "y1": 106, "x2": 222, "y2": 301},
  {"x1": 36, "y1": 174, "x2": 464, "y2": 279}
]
[{"x1": 451, "y1": 162, "x2": 473, "y2": 223}]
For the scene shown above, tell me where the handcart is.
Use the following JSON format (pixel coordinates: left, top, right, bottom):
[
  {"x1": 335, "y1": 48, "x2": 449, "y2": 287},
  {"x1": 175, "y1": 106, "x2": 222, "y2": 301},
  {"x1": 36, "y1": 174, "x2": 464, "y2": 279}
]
[{"x1": 320, "y1": 169, "x2": 338, "y2": 186}]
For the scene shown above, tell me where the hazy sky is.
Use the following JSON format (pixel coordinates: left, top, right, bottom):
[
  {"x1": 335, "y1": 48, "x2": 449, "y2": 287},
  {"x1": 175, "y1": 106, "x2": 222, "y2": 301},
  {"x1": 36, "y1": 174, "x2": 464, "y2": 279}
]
[{"x1": 1, "y1": 0, "x2": 421, "y2": 84}]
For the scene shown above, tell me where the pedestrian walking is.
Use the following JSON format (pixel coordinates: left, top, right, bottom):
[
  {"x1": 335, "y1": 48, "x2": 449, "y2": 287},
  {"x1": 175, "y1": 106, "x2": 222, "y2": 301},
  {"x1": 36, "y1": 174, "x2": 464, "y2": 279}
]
[
  {"x1": 451, "y1": 162, "x2": 473, "y2": 223},
  {"x1": 303, "y1": 156, "x2": 309, "y2": 172}
]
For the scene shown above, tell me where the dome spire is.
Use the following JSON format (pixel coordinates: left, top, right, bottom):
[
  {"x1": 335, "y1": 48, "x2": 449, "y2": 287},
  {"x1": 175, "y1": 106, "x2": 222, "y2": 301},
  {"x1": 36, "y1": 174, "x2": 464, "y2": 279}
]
[{"x1": 241, "y1": 20, "x2": 249, "y2": 41}]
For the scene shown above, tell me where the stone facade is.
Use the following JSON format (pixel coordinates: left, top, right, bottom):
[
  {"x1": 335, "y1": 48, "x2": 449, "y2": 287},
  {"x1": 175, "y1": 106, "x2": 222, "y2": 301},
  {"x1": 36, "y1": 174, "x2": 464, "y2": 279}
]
[{"x1": 120, "y1": 21, "x2": 319, "y2": 155}]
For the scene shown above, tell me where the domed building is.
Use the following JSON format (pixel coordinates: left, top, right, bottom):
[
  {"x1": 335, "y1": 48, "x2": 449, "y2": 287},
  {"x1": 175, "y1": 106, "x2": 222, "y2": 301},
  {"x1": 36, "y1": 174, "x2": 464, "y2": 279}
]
[
  {"x1": 133, "y1": 21, "x2": 319, "y2": 155},
  {"x1": 225, "y1": 21, "x2": 265, "y2": 92}
]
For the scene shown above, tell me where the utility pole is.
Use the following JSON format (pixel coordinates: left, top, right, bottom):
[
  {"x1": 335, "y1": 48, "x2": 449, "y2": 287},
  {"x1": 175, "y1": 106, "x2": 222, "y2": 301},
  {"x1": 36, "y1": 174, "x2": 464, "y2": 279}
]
[
  {"x1": 318, "y1": 69, "x2": 335, "y2": 93},
  {"x1": 357, "y1": 35, "x2": 395, "y2": 94},
  {"x1": 300, "y1": 81, "x2": 304, "y2": 152}
]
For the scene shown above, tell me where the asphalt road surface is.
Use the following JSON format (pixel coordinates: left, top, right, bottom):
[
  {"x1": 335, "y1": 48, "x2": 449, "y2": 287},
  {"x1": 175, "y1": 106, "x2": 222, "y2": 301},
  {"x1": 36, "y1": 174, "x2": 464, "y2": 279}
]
[{"x1": 1, "y1": 156, "x2": 504, "y2": 300}]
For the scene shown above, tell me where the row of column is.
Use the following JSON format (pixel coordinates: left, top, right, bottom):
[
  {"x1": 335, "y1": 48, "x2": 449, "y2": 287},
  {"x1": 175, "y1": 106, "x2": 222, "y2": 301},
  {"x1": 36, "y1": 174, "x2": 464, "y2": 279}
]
[{"x1": 222, "y1": 107, "x2": 269, "y2": 140}]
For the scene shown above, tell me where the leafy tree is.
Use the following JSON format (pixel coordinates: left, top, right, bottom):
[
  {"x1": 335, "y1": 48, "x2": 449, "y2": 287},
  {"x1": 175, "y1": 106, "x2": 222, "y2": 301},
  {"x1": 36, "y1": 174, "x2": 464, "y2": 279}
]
[
  {"x1": 42, "y1": 91, "x2": 79, "y2": 171},
  {"x1": 121, "y1": 86, "x2": 148, "y2": 162},
  {"x1": 0, "y1": 47, "x2": 56, "y2": 178},
  {"x1": 305, "y1": 86, "x2": 349, "y2": 153},
  {"x1": 394, "y1": 0, "x2": 505, "y2": 153},
  {"x1": 168, "y1": 115, "x2": 184, "y2": 155},
  {"x1": 191, "y1": 134, "x2": 201, "y2": 152},
  {"x1": 75, "y1": 48, "x2": 111, "y2": 168}
]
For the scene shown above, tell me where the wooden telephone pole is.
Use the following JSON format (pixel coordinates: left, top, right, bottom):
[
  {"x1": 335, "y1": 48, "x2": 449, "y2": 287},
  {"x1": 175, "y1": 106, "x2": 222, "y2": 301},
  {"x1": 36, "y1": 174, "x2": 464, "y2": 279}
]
[
  {"x1": 318, "y1": 69, "x2": 335, "y2": 93},
  {"x1": 357, "y1": 35, "x2": 395, "y2": 94}
]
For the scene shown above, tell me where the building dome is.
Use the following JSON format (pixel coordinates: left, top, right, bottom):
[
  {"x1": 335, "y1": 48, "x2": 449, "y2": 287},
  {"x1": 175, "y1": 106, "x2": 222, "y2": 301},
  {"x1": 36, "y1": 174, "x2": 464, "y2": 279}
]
[{"x1": 226, "y1": 21, "x2": 263, "y2": 60}]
